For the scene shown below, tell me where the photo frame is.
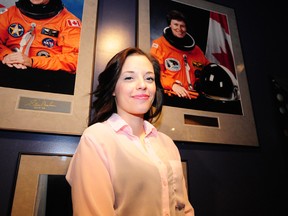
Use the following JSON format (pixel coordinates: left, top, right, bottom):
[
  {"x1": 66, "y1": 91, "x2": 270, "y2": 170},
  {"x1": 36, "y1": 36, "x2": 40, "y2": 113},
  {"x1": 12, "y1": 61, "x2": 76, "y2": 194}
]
[
  {"x1": 0, "y1": 0, "x2": 98, "y2": 135},
  {"x1": 138, "y1": 0, "x2": 258, "y2": 146},
  {"x1": 182, "y1": 160, "x2": 189, "y2": 193},
  {"x1": 11, "y1": 153, "x2": 73, "y2": 216},
  {"x1": 10, "y1": 154, "x2": 189, "y2": 215}
]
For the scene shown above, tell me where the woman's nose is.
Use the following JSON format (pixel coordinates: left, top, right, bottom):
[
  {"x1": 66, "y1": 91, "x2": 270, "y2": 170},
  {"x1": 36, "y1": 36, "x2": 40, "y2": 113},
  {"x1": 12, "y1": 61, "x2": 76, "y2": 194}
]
[{"x1": 136, "y1": 78, "x2": 147, "y2": 89}]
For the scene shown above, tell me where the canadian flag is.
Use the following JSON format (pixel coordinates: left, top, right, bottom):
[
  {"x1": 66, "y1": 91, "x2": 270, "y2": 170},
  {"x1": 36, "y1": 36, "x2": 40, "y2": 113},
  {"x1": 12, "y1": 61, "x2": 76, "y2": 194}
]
[
  {"x1": 0, "y1": 4, "x2": 7, "y2": 14},
  {"x1": 67, "y1": 19, "x2": 81, "y2": 27},
  {"x1": 205, "y1": 11, "x2": 236, "y2": 76}
]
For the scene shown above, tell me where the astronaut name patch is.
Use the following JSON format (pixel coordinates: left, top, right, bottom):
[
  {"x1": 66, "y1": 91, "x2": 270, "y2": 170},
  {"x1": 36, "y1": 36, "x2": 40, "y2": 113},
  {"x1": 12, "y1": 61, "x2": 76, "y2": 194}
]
[{"x1": 41, "y1": 27, "x2": 59, "y2": 37}]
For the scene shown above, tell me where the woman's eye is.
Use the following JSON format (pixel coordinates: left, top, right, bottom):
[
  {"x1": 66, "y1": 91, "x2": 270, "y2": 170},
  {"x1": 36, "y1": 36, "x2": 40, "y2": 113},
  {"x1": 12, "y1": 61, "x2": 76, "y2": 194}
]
[
  {"x1": 124, "y1": 76, "x2": 133, "y2": 80},
  {"x1": 146, "y1": 76, "x2": 155, "y2": 82}
]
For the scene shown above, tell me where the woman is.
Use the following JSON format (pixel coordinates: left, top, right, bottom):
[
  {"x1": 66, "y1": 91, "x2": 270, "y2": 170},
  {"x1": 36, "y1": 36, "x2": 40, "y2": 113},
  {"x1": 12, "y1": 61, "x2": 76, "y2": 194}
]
[
  {"x1": 150, "y1": 10, "x2": 210, "y2": 99},
  {"x1": 66, "y1": 47, "x2": 194, "y2": 216}
]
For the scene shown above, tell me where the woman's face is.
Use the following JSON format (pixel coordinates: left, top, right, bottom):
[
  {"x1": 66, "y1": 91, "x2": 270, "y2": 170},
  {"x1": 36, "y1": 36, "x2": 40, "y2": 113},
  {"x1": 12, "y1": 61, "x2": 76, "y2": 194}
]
[
  {"x1": 30, "y1": 0, "x2": 50, "y2": 5},
  {"x1": 170, "y1": 19, "x2": 187, "y2": 38},
  {"x1": 114, "y1": 54, "x2": 156, "y2": 118}
]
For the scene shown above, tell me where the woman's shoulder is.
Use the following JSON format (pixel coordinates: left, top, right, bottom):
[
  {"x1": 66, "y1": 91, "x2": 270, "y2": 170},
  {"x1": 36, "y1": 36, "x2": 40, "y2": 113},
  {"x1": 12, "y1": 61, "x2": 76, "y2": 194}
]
[
  {"x1": 155, "y1": 131, "x2": 180, "y2": 154},
  {"x1": 83, "y1": 122, "x2": 111, "y2": 135},
  {"x1": 156, "y1": 130, "x2": 174, "y2": 143},
  {"x1": 81, "y1": 123, "x2": 112, "y2": 139},
  {"x1": 80, "y1": 122, "x2": 118, "y2": 145}
]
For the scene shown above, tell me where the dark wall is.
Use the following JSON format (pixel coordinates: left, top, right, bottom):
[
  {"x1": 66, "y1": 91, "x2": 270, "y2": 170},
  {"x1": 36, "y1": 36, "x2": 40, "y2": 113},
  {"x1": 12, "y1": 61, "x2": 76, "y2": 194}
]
[{"x1": 0, "y1": 0, "x2": 287, "y2": 216}]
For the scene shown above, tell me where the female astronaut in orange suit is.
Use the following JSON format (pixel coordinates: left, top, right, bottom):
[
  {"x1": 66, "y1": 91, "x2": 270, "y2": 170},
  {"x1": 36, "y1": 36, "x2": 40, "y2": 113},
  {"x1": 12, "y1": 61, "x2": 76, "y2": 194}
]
[{"x1": 150, "y1": 10, "x2": 210, "y2": 99}]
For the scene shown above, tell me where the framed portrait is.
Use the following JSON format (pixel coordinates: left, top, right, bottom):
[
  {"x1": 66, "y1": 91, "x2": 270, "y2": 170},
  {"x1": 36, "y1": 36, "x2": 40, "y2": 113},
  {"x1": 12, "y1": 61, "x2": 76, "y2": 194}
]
[
  {"x1": 138, "y1": 0, "x2": 258, "y2": 146},
  {"x1": 11, "y1": 153, "x2": 73, "y2": 216},
  {"x1": 0, "y1": 0, "x2": 98, "y2": 135}
]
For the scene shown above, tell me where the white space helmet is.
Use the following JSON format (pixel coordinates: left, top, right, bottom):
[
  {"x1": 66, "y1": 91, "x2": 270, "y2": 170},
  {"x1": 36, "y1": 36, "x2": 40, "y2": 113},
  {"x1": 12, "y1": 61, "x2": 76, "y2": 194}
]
[{"x1": 194, "y1": 63, "x2": 240, "y2": 101}]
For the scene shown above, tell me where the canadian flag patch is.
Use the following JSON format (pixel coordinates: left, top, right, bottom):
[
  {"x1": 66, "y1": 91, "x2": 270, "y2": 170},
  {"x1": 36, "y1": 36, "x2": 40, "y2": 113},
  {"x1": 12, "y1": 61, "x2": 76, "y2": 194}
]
[
  {"x1": 67, "y1": 19, "x2": 81, "y2": 27},
  {"x1": 152, "y1": 43, "x2": 159, "y2": 49}
]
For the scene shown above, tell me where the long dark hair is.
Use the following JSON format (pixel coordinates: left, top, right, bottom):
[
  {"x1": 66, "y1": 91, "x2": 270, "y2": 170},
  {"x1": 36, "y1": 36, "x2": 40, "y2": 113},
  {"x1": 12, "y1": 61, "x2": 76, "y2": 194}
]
[{"x1": 89, "y1": 47, "x2": 163, "y2": 125}]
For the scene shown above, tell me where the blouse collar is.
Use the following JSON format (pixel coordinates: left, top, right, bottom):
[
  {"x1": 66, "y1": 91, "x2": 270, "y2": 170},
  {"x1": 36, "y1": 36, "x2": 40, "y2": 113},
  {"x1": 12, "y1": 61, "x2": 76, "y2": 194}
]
[{"x1": 107, "y1": 113, "x2": 158, "y2": 137}]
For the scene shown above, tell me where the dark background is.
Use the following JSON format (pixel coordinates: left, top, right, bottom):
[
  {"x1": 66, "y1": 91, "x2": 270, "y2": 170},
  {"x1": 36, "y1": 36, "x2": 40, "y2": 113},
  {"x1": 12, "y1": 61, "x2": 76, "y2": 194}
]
[{"x1": 0, "y1": 0, "x2": 287, "y2": 216}]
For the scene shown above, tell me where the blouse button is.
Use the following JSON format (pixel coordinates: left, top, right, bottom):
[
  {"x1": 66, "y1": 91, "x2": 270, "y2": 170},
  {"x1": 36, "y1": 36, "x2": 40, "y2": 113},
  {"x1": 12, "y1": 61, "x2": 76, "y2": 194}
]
[{"x1": 162, "y1": 179, "x2": 167, "y2": 186}]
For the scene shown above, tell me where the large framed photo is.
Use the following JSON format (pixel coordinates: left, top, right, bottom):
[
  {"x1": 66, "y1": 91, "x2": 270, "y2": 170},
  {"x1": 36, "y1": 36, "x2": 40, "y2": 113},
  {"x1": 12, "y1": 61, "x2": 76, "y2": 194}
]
[
  {"x1": 138, "y1": 0, "x2": 258, "y2": 146},
  {"x1": 11, "y1": 153, "x2": 73, "y2": 216},
  {"x1": 0, "y1": 0, "x2": 98, "y2": 135}
]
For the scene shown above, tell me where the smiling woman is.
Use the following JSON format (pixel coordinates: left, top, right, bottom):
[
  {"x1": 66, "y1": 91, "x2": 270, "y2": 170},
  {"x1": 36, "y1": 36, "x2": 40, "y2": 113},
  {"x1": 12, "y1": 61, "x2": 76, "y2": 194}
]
[
  {"x1": 89, "y1": 47, "x2": 163, "y2": 124},
  {"x1": 66, "y1": 47, "x2": 195, "y2": 216},
  {"x1": 113, "y1": 54, "x2": 156, "y2": 122}
]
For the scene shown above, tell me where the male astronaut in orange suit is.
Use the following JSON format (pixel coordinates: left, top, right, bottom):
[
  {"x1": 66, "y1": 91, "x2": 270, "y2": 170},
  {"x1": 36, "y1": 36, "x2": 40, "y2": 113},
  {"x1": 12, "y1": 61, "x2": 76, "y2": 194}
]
[{"x1": 0, "y1": 0, "x2": 81, "y2": 73}]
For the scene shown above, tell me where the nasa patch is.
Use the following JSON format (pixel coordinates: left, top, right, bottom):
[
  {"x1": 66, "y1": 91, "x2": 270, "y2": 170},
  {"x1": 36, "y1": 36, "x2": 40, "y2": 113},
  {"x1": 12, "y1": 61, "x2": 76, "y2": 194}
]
[
  {"x1": 8, "y1": 23, "x2": 24, "y2": 38},
  {"x1": 165, "y1": 58, "x2": 181, "y2": 71},
  {"x1": 42, "y1": 38, "x2": 55, "y2": 48}
]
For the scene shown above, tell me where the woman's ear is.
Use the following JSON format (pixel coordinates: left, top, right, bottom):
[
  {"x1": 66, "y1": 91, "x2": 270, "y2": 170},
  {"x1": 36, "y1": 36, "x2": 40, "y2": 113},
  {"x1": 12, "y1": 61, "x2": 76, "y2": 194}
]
[{"x1": 112, "y1": 92, "x2": 116, "y2": 96}]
